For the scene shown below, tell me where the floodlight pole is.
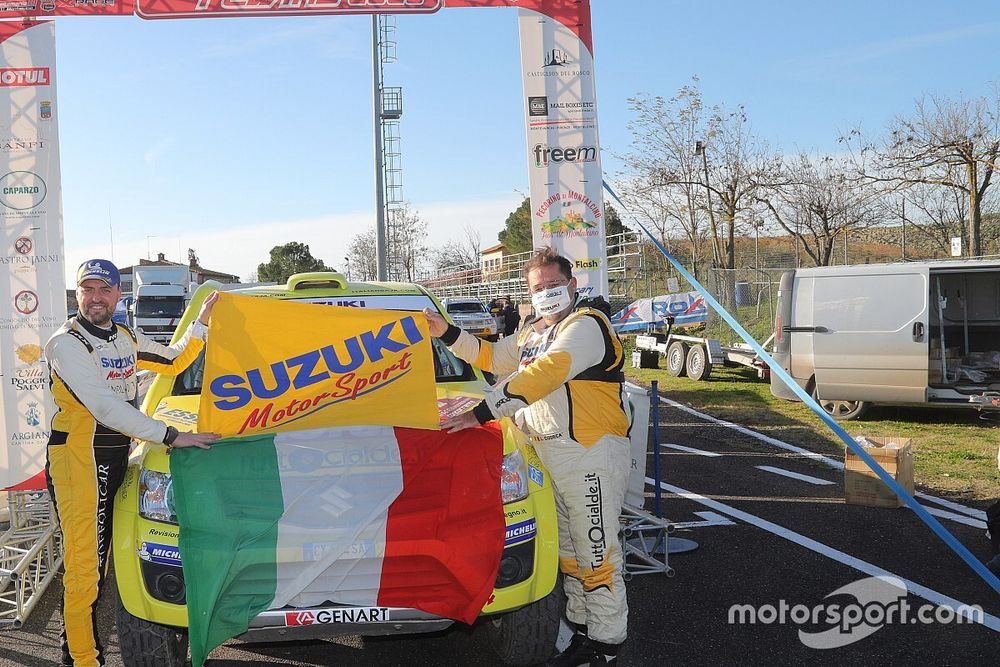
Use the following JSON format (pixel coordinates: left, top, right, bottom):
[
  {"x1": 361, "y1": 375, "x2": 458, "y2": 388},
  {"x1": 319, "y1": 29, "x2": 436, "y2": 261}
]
[{"x1": 372, "y1": 14, "x2": 388, "y2": 281}]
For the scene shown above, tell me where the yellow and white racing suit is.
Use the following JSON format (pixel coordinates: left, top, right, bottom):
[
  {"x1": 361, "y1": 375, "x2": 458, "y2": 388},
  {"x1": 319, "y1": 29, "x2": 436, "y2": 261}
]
[
  {"x1": 44, "y1": 315, "x2": 206, "y2": 667},
  {"x1": 443, "y1": 301, "x2": 630, "y2": 645}
]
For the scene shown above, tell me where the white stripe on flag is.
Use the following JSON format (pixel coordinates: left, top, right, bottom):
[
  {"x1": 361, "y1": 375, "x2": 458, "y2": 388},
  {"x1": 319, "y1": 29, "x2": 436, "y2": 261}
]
[{"x1": 271, "y1": 426, "x2": 404, "y2": 609}]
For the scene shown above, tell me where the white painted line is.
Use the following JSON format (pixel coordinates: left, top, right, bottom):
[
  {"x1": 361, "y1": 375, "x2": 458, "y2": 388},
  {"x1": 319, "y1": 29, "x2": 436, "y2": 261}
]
[
  {"x1": 917, "y1": 492, "x2": 988, "y2": 521},
  {"x1": 663, "y1": 443, "x2": 722, "y2": 457},
  {"x1": 670, "y1": 511, "x2": 737, "y2": 530},
  {"x1": 921, "y1": 506, "x2": 989, "y2": 530},
  {"x1": 695, "y1": 511, "x2": 737, "y2": 525},
  {"x1": 629, "y1": 383, "x2": 989, "y2": 523},
  {"x1": 658, "y1": 395, "x2": 844, "y2": 468},
  {"x1": 646, "y1": 476, "x2": 1000, "y2": 632},
  {"x1": 756, "y1": 465, "x2": 836, "y2": 486}
]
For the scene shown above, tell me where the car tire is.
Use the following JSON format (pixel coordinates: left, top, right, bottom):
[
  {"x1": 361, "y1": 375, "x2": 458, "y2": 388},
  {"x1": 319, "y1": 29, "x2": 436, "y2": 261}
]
[
  {"x1": 486, "y1": 578, "x2": 565, "y2": 665},
  {"x1": 666, "y1": 342, "x2": 688, "y2": 377},
  {"x1": 685, "y1": 344, "x2": 712, "y2": 381},
  {"x1": 811, "y1": 387, "x2": 870, "y2": 421},
  {"x1": 115, "y1": 588, "x2": 188, "y2": 667}
]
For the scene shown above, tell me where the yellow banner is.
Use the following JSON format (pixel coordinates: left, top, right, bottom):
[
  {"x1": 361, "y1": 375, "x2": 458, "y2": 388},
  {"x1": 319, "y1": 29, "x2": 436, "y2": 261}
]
[{"x1": 198, "y1": 294, "x2": 439, "y2": 436}]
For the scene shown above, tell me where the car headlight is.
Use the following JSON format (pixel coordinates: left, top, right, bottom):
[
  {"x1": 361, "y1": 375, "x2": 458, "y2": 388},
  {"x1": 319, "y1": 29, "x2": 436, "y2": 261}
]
[
  {"x1": 138, "y1": 469, "x2": 177, "y2": 524},
  {"x1": 501, "y1": 448, "x2": 529, "y2": 504}
]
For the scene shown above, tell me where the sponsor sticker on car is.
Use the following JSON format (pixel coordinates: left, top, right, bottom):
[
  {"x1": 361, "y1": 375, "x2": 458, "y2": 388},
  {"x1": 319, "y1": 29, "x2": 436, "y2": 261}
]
[
  {"x1": 284, "y1": 607, "x2": 392, "y2": 626},
  {"x1": 504, "y1": 518, "x2": 537, "y2": 546},
  {"x1": 138, "y1": 541, "x2": 182, "y2": 567}
]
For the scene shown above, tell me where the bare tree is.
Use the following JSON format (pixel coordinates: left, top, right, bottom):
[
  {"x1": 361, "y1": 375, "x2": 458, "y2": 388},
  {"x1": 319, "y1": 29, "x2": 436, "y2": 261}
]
[
  {"x1": 386, "y1": 204, "x2": 428, "y2": 282},
  {"x1": 759, "y1": 154, "x2": 881, "y2": 266},
  {"x1": 849, "y1": 92, "x2": 1000, "y2": 256},
  {"x1": 619, "y1": 81, "x2": 713, "y2": 265},
  {"x1": 347, "y1": 227, "x2": 377, "y2": 281},
  {"x1": 620, "y1": 80, "x2": 782, "y2": 270},
  {"x1": 703, "y1": 105, "x2": 784, "y2": 269},
  {"x1": 428, "y1": 226, "x2": 482, "y2": 271}
]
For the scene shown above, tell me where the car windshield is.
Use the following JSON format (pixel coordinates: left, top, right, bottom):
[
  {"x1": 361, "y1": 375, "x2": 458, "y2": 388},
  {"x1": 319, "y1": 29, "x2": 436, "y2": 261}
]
[
  {"x1": 171, "y1": 300, "x2": 475, "y2": 396},
  {"x1": 447, "y1": 303, "x2": 487, "y2": 314},
  {"x1": 135, "y1": 297, "x2": 185, "y2": 318}
]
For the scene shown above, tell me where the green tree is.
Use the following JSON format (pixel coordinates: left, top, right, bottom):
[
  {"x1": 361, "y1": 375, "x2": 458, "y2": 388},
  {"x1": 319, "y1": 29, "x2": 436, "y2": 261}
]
[
  {"x1": 604, "y1": 203, "x2": 625, "y2": 238},
  {"x1": 257, "y1": 242, "x2": 331, "y2": 283},
  {"x1": 498, "y1": 197, "x2": 533, "y2": 254}
]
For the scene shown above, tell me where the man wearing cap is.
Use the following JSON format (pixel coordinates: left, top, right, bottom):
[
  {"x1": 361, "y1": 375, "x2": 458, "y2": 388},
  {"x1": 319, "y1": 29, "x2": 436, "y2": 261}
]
[{"x1": 45, "y1": 259, "x2": 220, "y2": 667}]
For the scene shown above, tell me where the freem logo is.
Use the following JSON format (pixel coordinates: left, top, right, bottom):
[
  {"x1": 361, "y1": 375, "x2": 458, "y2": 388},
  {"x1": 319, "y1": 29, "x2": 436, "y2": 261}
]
[{"x1": 0, "y1": 68, "x2": 50, "y2": 87}]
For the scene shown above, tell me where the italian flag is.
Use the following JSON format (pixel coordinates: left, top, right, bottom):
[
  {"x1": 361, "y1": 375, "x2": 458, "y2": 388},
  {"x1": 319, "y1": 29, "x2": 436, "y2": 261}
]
[{"x1": 170, "y1": 424, "x2": 505, "y2": 667}]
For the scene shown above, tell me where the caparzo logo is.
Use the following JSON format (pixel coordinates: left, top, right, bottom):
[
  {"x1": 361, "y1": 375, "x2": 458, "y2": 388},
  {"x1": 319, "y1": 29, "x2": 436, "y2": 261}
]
[
  {"x1": 728, "y1": 576, "x2": 983, "y2": 649},
  {"x1": 0, "y1": 171, "x2": 46, "y2": 210},
  {"x1": 209, "y1": 315, "x2": 424, "y2": 434}
]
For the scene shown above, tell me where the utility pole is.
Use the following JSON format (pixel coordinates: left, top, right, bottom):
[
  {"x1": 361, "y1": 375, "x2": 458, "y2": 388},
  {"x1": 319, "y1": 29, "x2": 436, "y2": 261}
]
[
  {"x1": 901, "y1": 199, "x2": 906, "y2": 259},
  {"x1": 694, "y1": 141, "x2": 722, "y2": 268},
  {"x1": 371, "y1": 15, "x2": 387, "y2": 281}
]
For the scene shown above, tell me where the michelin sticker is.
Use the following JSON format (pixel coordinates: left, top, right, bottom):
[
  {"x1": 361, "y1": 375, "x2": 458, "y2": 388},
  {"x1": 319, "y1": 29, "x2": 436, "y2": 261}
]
[
  {"x1": 505, "y1": 518, "x2": 537, "y2": 546},
  {"x1": 138, "y1": 541, "x2": 182, "y2": 567}
]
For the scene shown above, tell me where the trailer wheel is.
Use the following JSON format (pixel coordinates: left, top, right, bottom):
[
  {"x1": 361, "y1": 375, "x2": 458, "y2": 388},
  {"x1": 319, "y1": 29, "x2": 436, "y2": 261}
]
[
  {"x1": 685, "y1": 345, "x2": 712, "y2": 381},
  {"x1": 666, "y1": 342, "x2": 688, "y2": 377}
]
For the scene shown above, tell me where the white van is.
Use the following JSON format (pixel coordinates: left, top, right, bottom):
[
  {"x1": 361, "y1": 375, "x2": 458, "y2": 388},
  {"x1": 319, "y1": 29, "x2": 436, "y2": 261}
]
[{"x1": 770, "y1": 259, "x2": 1000, "y2": 420}]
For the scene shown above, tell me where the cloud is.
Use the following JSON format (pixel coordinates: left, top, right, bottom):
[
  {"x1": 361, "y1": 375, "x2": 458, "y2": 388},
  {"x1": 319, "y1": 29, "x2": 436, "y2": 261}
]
[
  {"x1": 200, "y1": 22, "x2": 365, "y2": 61},
  {"x1": 64, "y1": 192, "x2": 524, "y2": 287},
  {"x1": 143, "y1": 137, "x2": 175, "y2": 166},
  {"x1": 777, "y1": 22, "x2": 1000, "y2": 78}
]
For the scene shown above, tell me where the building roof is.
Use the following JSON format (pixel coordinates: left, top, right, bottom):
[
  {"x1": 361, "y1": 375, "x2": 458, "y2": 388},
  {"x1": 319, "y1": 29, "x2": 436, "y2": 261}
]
[
  {"x1": 118, "y1": 254, "x2": 239, "y2": 281},
  {"x1": 480, "y1": 243, "x2": 506, "y2": 255}
]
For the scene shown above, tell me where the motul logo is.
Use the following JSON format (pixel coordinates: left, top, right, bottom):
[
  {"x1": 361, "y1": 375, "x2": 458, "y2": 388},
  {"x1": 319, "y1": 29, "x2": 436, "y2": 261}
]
[
  {"x1": 0, "y1": 68, "x2": 50, "y2": 87},
  {"x1": 285, "y1": 611, "x2": 315, "y2": 626}
]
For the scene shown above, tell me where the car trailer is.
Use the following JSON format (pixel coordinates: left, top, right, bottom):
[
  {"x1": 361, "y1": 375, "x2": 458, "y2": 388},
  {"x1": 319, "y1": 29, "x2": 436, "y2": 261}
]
[{"x1": 632, "y1": 331, "x2": 774, "y2": 381}]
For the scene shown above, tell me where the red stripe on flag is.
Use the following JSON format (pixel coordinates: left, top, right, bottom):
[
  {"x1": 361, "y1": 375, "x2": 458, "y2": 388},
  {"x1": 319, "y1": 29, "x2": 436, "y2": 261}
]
[
  {"x1": 3, "y1": 469, "x2": 46, "y2": 491},
  {"x1": 377, "y1": 424, "x2": 505, "y2": 624}
]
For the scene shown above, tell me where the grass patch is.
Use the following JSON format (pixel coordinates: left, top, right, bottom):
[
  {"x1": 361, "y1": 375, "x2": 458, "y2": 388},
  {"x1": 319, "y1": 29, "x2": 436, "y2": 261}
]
[{"x1": 624, "y1": 339, "x2": 1000, "y2": 503}]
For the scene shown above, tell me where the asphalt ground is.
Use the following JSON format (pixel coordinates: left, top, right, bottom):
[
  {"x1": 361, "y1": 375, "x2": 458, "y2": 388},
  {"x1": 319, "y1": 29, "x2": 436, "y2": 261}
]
[{"x1": 2, "y1": 397, "x2": 999, "y2": 666}]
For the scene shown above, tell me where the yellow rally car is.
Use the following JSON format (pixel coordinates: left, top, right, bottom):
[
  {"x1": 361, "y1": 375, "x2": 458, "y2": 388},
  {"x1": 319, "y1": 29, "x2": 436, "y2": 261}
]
[{"x1": 112, "y1": 273, "x2": 561, "y2": 666}]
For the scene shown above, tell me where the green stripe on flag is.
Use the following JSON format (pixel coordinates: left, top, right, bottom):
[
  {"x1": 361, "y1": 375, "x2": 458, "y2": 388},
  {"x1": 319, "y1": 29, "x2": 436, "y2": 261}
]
[{"x1": 171, "y1": 436, "x2": 284, "y2": 667}]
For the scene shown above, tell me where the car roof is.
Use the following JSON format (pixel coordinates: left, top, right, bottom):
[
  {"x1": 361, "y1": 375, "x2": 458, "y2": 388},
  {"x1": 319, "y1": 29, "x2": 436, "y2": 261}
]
[{"x1": 226, "y1": 272, "x2": 431, "y2": 299}]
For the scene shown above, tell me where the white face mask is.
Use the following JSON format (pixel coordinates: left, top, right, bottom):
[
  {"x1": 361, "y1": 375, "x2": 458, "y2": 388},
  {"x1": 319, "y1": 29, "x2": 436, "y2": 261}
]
[{"x1": 531, "y1": 285, "x2": 573, "y2": 317}]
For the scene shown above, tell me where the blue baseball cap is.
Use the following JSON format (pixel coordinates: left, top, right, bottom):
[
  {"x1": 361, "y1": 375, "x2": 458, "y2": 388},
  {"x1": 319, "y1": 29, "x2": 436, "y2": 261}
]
[{"x1": 77, "y1": 259, "x2": 120, "y2": 288}]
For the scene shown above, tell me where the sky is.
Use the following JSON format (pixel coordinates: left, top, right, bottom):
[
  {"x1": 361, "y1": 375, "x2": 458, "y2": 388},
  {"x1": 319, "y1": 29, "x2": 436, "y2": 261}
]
[{"x1": 43, "y1": 1, "x2": 1000, "y2": 285}]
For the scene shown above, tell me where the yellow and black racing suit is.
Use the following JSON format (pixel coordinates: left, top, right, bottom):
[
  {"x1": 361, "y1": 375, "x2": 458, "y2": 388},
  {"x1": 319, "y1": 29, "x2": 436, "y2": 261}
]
[
  {"x1": 442, "y1": 299, "x2": 631, "y2": 645},
  {"x1": 44, "y1": 315, "x2": 206, "y2": 667}
]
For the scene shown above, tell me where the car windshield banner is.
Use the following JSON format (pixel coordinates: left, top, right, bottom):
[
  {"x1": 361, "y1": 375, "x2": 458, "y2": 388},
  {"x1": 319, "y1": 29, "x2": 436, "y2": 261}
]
[
  {"x1": 610, "y1": 291, "x2": 708, "y2": 332},
  {"x1": 198, "y1": 293, "x2": 439, "y2": 437}
]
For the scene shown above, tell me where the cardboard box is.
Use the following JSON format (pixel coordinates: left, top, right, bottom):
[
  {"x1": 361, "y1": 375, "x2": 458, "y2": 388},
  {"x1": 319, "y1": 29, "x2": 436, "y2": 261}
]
[{"x1": 844, "y1": 437, "x2": 914, "y2": 508}]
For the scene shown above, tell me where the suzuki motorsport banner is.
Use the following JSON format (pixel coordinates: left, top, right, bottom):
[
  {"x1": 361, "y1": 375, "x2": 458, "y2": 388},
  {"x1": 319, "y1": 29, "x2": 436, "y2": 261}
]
[
  {"x1": 0, "y1": 21, "x2": 66, "y2": 490},
  {"x1": 199, "y1": 294, "x2": 439, "y2": 437}
]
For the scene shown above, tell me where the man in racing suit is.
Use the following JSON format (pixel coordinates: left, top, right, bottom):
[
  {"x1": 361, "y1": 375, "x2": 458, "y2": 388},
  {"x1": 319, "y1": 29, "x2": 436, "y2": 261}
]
[
  {"x1": 45, "y1": 259, "x2": 220, "y2": 666},
  {"x1": 425, "y1": 248, "x2": 630, "y2": 666}
]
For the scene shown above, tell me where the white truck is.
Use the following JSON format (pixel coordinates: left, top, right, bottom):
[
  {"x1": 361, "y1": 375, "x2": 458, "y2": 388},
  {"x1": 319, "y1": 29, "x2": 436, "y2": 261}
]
[
  {"x1": 131, "y1": 265, "x2": 194, "y2": 344},
  {"x1": 770, "y1": 259, "x2": 1000, "y2": 420}
]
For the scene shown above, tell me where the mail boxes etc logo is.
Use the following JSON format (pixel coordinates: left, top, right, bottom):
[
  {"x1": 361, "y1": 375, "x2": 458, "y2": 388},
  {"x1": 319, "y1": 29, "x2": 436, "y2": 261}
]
[{"x1": 208, "y1": 315, "x2": 425, "y2": 435}]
